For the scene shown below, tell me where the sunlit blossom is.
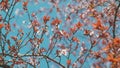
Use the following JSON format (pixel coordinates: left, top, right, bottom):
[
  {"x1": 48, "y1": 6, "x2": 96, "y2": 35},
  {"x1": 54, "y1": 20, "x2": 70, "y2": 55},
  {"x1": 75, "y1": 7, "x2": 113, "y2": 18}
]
[{"x1": 59, "y1": 48, "x2": 69, "y2": 56}]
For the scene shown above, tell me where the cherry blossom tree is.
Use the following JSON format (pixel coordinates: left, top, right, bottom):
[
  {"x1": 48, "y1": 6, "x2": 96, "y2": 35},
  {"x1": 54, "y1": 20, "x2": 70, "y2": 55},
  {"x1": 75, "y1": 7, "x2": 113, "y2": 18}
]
[{"x1": 0, "y1": 0, "x2": 120, "y2": 68}]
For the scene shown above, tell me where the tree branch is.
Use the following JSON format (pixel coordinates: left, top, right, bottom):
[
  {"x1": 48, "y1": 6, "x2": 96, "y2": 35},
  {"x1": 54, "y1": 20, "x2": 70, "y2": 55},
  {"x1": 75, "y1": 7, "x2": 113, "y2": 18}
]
[{"x1": 113, "y1": 1, "x2": 120, "y2": 38}]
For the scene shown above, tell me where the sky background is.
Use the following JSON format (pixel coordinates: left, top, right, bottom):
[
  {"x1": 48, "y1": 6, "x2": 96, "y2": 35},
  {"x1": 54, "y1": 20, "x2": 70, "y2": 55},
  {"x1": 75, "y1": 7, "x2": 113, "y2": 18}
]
[
  {"x1": 0, "y1": 0, "x2": 112, "y2": 68},
  {"x1": 0, "y1": 0, "x2": 94, "y2": 68}
]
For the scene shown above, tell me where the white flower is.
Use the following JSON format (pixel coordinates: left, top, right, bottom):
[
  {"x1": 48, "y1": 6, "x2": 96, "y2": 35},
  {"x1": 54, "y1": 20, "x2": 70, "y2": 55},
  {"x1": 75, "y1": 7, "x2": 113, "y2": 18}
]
[
  {"x1": 36, "y1": 30, "x2": 42, "y2": 35},
  {"x1": 5, "y1": 9, "x2": 8, "y2": 12},
  {"x1": 29, "y1": 57, "x2": 36, "y2": 65},
  {"x1": 33, "y1": 40, "x2": 39, "y2": 48},
  {"x1": 60, "y1": 30, "x2": 63, "y2": 35},
  {"x1": 118, "y1": 48, "x2": 120, "y2": 52},
  {"x1": 86, "y1": 9, "x2": 90, "y2": 12},
  {"x1": 96, "y1": 34, "x2": 99, "y2": 38},
  {"x1": 15, "y1": 9, "x2": 20, "y2": 15},
  {"x1": 59, "y1": 48, "x2": 69, "y2": 56},
  {"x1": 79, "y1": 46, "x2": 84, "y2": 56},
  {"x1": 90, "y1": 31, "x2": 94, "y2": 36}
]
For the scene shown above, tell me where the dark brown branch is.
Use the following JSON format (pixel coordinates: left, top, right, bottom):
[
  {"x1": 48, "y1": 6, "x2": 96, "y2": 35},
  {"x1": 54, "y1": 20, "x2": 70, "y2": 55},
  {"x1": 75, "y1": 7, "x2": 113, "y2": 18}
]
[
  {"x1": 43, "y1": 55, "x2": 65, "y2": 68},
  {"x1": 3, "y1": 0, "x2": 14, "y2": 22},
  {"x1": 113, "y1": 1, "x2": 120, "y2": 38},
  {"x1": 0, "y1": 65, "x2": 11, "y2": 68},
  {"x1": 21, "y1": 54, "x2": 65, "y2": 68},
  {"x1": 0, "y1": 53, "x2": 65, "y2": 68}
]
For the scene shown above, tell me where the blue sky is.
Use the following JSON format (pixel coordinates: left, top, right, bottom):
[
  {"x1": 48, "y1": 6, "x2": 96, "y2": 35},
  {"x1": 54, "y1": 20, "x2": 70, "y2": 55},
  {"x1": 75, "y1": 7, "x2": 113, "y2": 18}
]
[
  {"x1": 0, "y1": 0, "x2": 112, "y2": 68},
  {"x1": 0, "y1": 0, "x2": 91, "y2": 68}
]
